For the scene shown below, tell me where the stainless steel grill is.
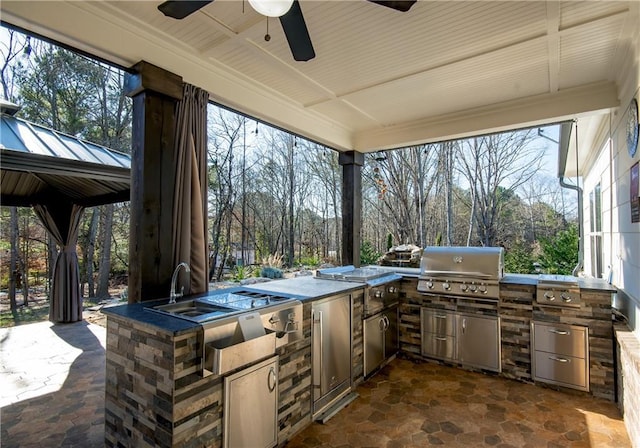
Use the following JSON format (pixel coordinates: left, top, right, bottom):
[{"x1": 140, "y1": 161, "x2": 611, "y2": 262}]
[{"x1": 417, "y1": 246, "x2": 504, "y2": 300}]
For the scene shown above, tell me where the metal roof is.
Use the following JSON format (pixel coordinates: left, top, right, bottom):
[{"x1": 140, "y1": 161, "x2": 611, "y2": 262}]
[{"x1": 1, "y1": 111, "x2": 131, "y2": 207}]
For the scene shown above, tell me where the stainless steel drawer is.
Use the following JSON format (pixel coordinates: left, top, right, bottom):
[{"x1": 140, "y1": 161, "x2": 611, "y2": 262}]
[
  {"x1": 532, "y1": 322, "x2": 587, "y2": 358},
  {"x1": 533, "y1": 351, "x2": 588, "y2": 390},
  {"x1": 421, "y1": 333, "x2": 456, "y2": 360},
  {"x1": 421, "y1": 308, "x2": 456, "y2": 336}
]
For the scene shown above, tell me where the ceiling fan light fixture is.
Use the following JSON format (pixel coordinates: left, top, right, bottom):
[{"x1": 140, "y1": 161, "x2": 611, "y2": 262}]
[{"x1": 248, "y1": 0, "x2": 294, "y2": 17}]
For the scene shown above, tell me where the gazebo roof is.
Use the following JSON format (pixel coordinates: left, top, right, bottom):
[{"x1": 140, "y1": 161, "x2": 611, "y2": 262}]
[{"x1": 0, "y1": 104, "x2": 131, "y2": 208}]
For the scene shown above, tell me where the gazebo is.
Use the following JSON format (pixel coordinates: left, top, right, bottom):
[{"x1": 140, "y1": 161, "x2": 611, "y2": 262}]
[{"x1": 0, "y1": 100, "x2": 131, "y2": 323}]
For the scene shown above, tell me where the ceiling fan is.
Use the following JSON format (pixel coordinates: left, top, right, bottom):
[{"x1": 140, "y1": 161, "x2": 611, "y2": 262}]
[{"x1": 157, "y1": 0, "x2": 417, "y2": 62}]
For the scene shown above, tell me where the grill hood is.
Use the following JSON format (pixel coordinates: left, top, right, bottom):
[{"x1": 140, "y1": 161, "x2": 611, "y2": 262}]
[{"x1": 420, "y1": 246, "x2": 504, "y2": 280}]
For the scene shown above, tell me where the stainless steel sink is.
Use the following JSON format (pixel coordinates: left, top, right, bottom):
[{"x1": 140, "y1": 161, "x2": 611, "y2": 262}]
[
  {"x1": 149, "y1": 299, "x2": 237, "y2": 323},
  {"x1": 147, "y1": 290, "x2": 296, "y2": 324}
]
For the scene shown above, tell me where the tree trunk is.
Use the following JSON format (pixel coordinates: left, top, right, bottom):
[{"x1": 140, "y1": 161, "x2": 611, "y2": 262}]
[
  {"x1": 20, "y1": 217, "x2": 29, "y2": 306},
  {"x1": 47, "y1": 234, "x2": 56, "y2": 296},
  {"x1": 444, "y1": 142, "x2": 454, "y2": 246},
  {"x1": 287, "y1": 141, "x2": 295, "y2": 267},
  {"x1": 8, "y1": 207, "x2": 19, "y2": 315},
  {"x1": 96, "y1": 204, "x2": 114, "y2": 299},
  {"x1": 86, "y1": 208, "x2": 99, "y2": 298}
]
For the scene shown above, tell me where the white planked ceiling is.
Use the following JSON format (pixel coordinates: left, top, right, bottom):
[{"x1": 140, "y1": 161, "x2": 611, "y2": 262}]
[{"x1": 1, "y1": 0, "x2": 638, "y2": 152}]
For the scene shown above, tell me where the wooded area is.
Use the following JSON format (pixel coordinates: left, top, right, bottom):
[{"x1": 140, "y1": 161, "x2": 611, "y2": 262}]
[{"x1": 0, "y1": 28, "x2": 579, "y2": 314}]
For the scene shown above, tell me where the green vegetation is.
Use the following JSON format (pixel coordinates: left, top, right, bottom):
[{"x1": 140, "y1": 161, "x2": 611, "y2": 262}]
[
  {"x1": 538, "y1": 224, "x2": 579, "y2": 275},
  {"x1": 0, "y1": 302, "x2": 49, "y2": 327},
  {"x1": 260, "y1": 266, "x2": 284, "y2": 279},
  {"x1": 504, "y1": 242, "x2": 537, "y2": 274},
  {"x1": 360, "y1": 241, "x2": 382, "y2": 265}
]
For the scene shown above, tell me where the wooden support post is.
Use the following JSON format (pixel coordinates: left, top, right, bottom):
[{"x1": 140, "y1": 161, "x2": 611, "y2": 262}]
[
  {"x1": 124, "y1": 61, "x2": 183, "y2": 303},
  {"x1": 339, "y1": 151, "x2": 364, "y2": 267}
]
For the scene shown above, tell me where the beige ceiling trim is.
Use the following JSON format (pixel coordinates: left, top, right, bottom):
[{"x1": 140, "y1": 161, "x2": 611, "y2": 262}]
[{"x1": 354, "y1": 81, "x2": 619, "y2": 152}]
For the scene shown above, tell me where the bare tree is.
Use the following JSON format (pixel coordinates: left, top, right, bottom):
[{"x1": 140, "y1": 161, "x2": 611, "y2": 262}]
[
  {"x1": 456, "y1": 131, "x2": 543, "y2": 247},
  {"x1": 208, "y1": 107, "x2": 243, "y2": 280},
  {"x1": 1, "y1": 30, "x2": 30, "y2": 313}
]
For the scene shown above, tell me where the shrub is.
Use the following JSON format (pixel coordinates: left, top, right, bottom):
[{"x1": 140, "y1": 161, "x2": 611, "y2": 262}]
[
  {"x1": 504, "y1": 242, "x2": 536, "y2": 274},
  {"x1": 260, "y1": 266, "x2": 283, "y2": 279},
  {"x1": 360, "y1": 240, "x2": 382, "y2": 265},
  {"x1": 261, "y1": 253, "x2": 284, "y2": 269},
  {"x1": 539, "y1": 224, "x2": 579, "y2": 275},
  {"x1": 298, "y1": 255, "x2": 321, "y2": 267},
  {"x1": 232, "y1": 265, "x2": 252, "y2": 282}
]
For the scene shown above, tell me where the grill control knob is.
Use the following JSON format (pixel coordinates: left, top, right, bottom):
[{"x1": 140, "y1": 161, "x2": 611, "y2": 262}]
[
  {"x1": 387, "y1": 286, "x2": 397, "y2": 294},
  {"x1": 427, "y1": 281, "x2": 434, "y2": 289},
  {"x1": 460, "y1": 284, "x2": 468, "y2": 292},
  {"x1": 374, "y1": 290, "x2": 384, "y2": 298},
  {"x1": 468, "y1": 284, "x2": 477, "y2": 292},
  {"x1": 478, "y1": 285, "x2": 487, "y2": 294},
  {"x1": 443, "y1": 282, "x2": 451, "y2": 291},
  {"x1": 543, "y1": 291, "x2": 556, "y2": 301},
  {"x1": 561, "y1": 293, "x2": 572, "y2": 303}
]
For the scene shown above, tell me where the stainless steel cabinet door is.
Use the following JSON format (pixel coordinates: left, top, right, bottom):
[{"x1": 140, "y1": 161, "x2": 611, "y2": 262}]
[
  {"x1": 364, "y1": 314, "x2": 384, "y2": 376},
  {"x1": 224, "y1": 356, "x2": 278, "y2": 448},
  {"x1": 312, "y1": 294, "x2": 351, "y2": 404},
  {"x1": 457, "y1": 314, "x2": 500, "y2": 372},
  {"x1": 383, "y1": 306, "x2": 399, "y2": 359}
]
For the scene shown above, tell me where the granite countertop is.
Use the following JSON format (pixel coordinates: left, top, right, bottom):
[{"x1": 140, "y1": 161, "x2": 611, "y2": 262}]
[
  {"x1": 499, "y1": 273, "x2": 616, "y2": 292},
  {"x1": 244, "y1": 276, "x2": 365, "y2": 300},
  {"x1": 102, "y1": 299, "x2": 200, "y2": 335},
  {"x1": 500, "y1": 274, "x2": 539, "y2": 286},
  {"x1": 102, "y1": 278, "x2": 365, "y2": 332},
  {"x1": 102, "y1": 269, "x2": 616, "y2": 332}
]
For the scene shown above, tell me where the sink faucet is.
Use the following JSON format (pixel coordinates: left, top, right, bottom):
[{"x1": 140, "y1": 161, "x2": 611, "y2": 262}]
[{"x1": 169, "y1": 262, "x2": 191, "y2": 304}]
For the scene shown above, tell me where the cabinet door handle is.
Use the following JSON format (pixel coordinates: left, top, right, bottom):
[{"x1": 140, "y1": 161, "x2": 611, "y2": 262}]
[
  {"x1": 435, "y1": 336, "x2": 448, "y2": 341},
  {"x1": 434, "y1": 314, "x2": 447, "y2": 319},
  {"x1": 379, "y1": 317, "x2": 386, "y2": 331},
  {"x1": 549, "y1": 356, "x2": 570, "y2": 363},
  {"x1": 267, "y1": 366, "x2": 277, "y2": 392},
  {"x1": 312, "y1": 311, "x2": 322, "y2": 388},
  {"x1": 548, "y1": 329, "x2": 570, "y2": 335},
  {"x1": 461, "y1": 318, "x2": 467, "y2": 334}
]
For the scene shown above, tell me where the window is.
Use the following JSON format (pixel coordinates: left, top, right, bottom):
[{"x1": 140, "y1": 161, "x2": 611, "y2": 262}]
[{"x1": 589, "y1": 184, "x2": 602, "y2": 278}]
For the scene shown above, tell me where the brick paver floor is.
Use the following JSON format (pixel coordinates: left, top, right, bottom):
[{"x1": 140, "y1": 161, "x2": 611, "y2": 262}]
[{"x1": 1, "y1": 320, "x2": 105, "y2": 447}]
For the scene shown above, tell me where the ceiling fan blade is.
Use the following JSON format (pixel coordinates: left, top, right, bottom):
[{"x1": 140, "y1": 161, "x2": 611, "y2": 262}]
[
  {"x1": 158, "y1": 0, "x2": 213, "y2": 19},
  {"x1": 279, "y1": 0, "x2": 315, "y2": 62},
  {"x1": 368, "y1": 1, "x2": 417, "y2": 12}
]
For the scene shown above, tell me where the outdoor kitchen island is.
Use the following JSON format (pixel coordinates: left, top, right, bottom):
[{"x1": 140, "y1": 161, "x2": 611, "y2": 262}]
[
  {"x1": 102, "y1": 270, "x2": 618, "y2": 448},
  {"x1": 399, "y1": 272, "x2": 617, "y2": 401},
  {"x1": 102, "y1": 277, "x2": 366, "y2": 448}
]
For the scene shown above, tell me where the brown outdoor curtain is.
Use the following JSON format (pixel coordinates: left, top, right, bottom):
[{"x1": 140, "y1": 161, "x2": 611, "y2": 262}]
[
  {"x1": 33, "y1": 200, "x2": 84, "y2": 323},
  {"x1": 172, "y1": 83, "x2": 209, "y2": 294}
]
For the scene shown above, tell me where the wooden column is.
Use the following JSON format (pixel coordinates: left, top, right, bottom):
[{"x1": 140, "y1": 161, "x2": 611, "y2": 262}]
[
  {"x1": 339, "y1": 151, "x2": 364, "y2": 267},
  {"x1": 124, "y1": 61, "x2": 183, "y2": 303}
]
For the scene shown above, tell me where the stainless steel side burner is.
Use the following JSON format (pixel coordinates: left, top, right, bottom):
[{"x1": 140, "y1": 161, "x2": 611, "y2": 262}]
[{"x1": 536, "y1": 274, "x2": 581, "y2": 308}]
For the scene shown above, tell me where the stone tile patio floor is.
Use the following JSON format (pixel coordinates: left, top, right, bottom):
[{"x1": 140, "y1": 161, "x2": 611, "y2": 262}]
[{"x1": 0, "y1": 319, "x2": 632, "y2": 447}]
